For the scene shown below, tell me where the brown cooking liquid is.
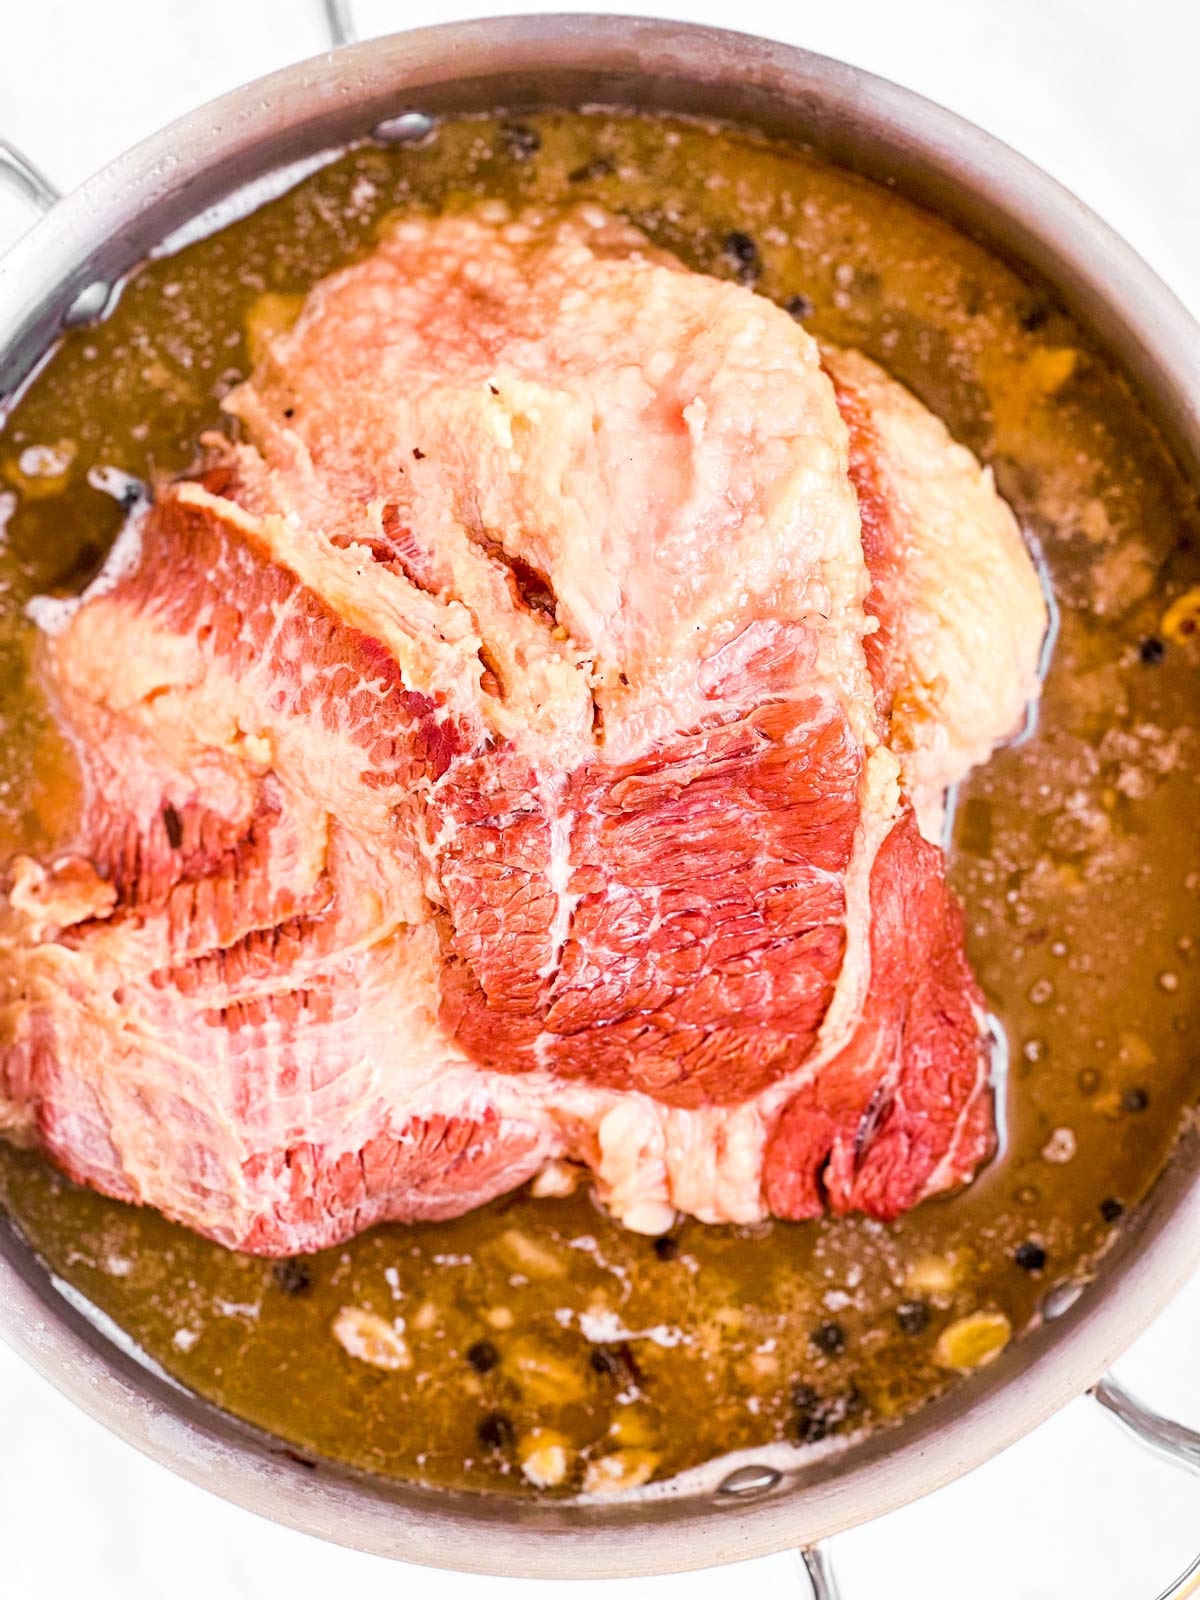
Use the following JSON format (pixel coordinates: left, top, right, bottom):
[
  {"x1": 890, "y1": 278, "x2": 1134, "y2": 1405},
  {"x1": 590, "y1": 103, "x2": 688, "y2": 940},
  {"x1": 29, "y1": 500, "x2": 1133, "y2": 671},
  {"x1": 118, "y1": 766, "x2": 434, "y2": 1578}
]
[{"x1": 1, "y1": 112, "x2": 1197, "y2": 1494}]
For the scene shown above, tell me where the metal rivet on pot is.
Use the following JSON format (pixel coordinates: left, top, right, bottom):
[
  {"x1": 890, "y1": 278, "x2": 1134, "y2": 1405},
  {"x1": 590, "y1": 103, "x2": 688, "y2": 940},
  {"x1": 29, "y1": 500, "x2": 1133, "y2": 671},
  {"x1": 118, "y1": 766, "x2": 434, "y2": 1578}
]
[
  {"x1": 715, "y1": 1463, "x2": 782, "y2": 1498},
  {"x1": 1041, "y1": 1279, "x2": 1085, "y2": 1321},
  {"x1": 372, "y1": 111, "x2": 437, "y2": 146},
  {"x1": 63, "y1": 278, "x2": 121, "y2": 328}
]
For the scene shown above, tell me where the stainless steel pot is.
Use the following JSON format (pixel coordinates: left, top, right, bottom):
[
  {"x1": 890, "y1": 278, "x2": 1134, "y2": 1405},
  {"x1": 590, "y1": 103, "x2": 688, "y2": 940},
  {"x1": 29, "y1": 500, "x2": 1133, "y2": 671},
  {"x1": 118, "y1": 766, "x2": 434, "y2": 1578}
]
[{"x1": 1, "y1": 14, "x2": 1198, "y2": 1595}]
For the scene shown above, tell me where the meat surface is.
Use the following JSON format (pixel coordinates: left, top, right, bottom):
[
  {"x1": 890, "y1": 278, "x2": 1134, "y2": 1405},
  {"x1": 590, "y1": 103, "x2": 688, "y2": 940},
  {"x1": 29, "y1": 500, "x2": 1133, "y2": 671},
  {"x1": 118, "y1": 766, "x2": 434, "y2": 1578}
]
[
  {"x1": 0, "y1": 206, "x2": 1046, "y2": 1252},
  {"x1": 823, "y1": 345, "x2": 1048, "y2": 837}
]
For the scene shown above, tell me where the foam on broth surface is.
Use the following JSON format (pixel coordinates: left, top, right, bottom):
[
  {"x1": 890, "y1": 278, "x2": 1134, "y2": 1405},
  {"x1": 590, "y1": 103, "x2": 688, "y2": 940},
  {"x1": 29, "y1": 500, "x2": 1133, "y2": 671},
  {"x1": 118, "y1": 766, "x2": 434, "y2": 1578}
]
[{"x1": 1, "y1": 111, "x2": 1198, "y2": 1494}]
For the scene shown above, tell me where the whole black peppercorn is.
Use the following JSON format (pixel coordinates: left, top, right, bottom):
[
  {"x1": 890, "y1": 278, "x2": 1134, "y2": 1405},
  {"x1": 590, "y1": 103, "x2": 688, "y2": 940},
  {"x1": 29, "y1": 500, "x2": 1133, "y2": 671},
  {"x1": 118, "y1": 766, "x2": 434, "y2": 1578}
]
[
  {"x1": 722, "y1": 231, "x2": 762, "y2": 287},
  {"x1": 1100, "y1": 1197, "x2": 1126, "y2": 1223},
  {"x1": 466, "y1": 1339, "x2": 500, "y2": 1374},
  {"x1": 1122, "y1": 1086, "x2": 1150, "y2": 1113},
  {"x1": 1015, "y1": 1241, "x2": 1047, "y2": 1272},
  {"x1": 804, "y1": 1409, "x2": 840, "y2": 1444},
  {"x1": 791, "y1": 1384, "x2": 861, "y2": 1444},
  {"x1": 1138, "y1": 636, "x2": 1166, "y2": 664},
  {"x1": 895, "y1": 1299, "x2": 930, "y2": 1336},
  {"x1": 477, "y1": 1411, "x2": 516, "y2": 1451},
  {"x1": 271, "y1": 1257, "x2": 311, "y2": 1296},
  {"x1": 590, "y1": 1345, "x2": 621, "y2": 1377},
  {"x1": 502, "y1": 123, "x2": 541, "y2": 161},
  {"x1": 590, "y1": 1343, "x2": 643, "y2": 1386},
  {"x1": 790, "y1": 1383, "x2": 829, "y2": 1444},
  {"x1": 811, "y1": 1321, "x2": 847, "y2": 1357},
  {"x1": 1020, "y1": 303, "x2": 1051, "y2": 333},
  {"x1": 794, "y1": 1410, "x2": 831, "y2": 1445},
  {"x1": 784, "y1": 293, "x2": 814, "y2": 321},
  {"x1": 652, "y1": 1235, "x2": 679, "y2": 1262}
]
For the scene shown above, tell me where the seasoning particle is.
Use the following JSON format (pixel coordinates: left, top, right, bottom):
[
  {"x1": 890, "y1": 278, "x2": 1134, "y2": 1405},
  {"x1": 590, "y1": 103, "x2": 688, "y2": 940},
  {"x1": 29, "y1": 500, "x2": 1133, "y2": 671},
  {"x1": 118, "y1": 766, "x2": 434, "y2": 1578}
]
[
  {"x1": 331, "y1": 1305, "x2": 412, "y2": 1371},
  {"x1": 895, "y1": 1299, "x2": 930, "y2": 1336},
  {"x1": 271, "y1": 1257, "x2": 311, "y2": 1296},
  {"x1": 583, "y1": 1448, "x2": 658, "y2": 1494},
  {"x1": 791, "y1": 1383, "x2": 862, "y2": 1444},
  {"x1": 1014, "y1": 1241, "x2": 1047, "y2": 1272},
  {"x1": 1041, "y1": 1126, "x2": 1077, "y2": 1163},
  {"x1": 590, "y1": 1345, "x2": 621, "y2": 1378},
  {"x1": 722, "y1": 231, "x2": 761, "y2": 287},
  {"x1": 904, "y1": 1253, "x2": 961, "y2": 1297},
  {"x1": 519, "y1": 1429, "x2": 572, "y2": 1488},
  {"x1": 502, "y1": 123, "x2": 541, "y2": 161},
  {"x1": 934, "y1": 1311, "x2": 1011, "y2": 1372},
  {"x1": 478, "y1": 1411, "x2": 517, "y2": 1451},
  {"x1": 466, "y1": 1339, "x2": 500, "y2": 1374},
  {"x1": 568, "y1": 157, "x2": 615, "y2": 184},
  {"x1": 1162, "y1": 587, "x2": 1200, "y2": 645},
  {"x1": 811, "y1": 1321, "x2": 847, "y2": 1357}
]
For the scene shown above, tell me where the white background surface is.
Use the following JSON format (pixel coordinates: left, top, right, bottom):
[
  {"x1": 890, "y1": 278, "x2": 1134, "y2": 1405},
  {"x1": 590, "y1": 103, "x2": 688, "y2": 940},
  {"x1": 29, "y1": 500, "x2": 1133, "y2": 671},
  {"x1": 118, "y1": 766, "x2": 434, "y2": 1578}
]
[{"x1": 1, "y1": 2, "x2": 1197, "y2": 1596}]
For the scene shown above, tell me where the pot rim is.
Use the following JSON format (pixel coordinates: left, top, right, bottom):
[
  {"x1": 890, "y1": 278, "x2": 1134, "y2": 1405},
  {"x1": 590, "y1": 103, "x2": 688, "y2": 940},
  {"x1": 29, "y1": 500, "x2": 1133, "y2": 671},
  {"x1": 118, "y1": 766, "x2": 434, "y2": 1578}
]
[{"x1": 1, "y1": 14, "x2": 1198, "y2": 1579}]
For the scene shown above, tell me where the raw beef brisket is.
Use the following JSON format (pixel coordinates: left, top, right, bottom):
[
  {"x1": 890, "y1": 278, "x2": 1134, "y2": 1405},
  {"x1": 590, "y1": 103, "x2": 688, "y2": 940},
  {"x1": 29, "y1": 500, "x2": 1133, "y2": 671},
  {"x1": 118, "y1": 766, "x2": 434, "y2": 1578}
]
[{"x1": 0, "y1": 206, "x2": 1046, "y2": 1251}]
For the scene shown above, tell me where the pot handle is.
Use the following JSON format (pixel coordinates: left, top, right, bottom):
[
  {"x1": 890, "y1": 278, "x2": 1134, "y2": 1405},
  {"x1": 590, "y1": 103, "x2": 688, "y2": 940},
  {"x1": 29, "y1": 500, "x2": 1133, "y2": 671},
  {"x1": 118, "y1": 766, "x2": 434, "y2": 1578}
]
[
  {"x1": 320, "y1": 0, "x2": 356, "y2": 46},
  {"x1": 798, "y1": 1373, "x2": 1200, "y2": 1600},
  {"x1": 2, "y1": 0, "x2": 353, "y2": 226},
  {"x1": 3, "y1": 0, "x2": 348, "y2": 222},
  {"x1": 0, "y1": 140, "x2": 60, "y2": 218}
]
